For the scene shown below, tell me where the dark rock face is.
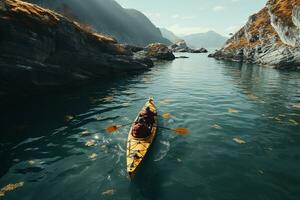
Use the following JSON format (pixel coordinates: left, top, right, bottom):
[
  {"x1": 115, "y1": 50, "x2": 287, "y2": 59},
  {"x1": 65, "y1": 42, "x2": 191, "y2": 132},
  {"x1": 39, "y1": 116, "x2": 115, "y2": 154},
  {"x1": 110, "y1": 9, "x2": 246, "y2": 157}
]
[
  {"x1": 209, "y1": 0, "x2": 300, "y2": 69},
  {"x1": 170, "y1": 40, "x2": 208, "y2": 54},
  {"x1": 0, "y1": 0, "x2": 153, "y2": 99},
  {"x1": 120, "y1": 44, "x2": 144, "y2": 53},
  {"x1": 175, "y1": 56, "x2": 189, "y2": 59},
  {"x1": 190, "y1": 48, "x2": 208, "y2": 53},
  {"x1": 145, "y1": 43, "x2": 175, "y2": 61}
]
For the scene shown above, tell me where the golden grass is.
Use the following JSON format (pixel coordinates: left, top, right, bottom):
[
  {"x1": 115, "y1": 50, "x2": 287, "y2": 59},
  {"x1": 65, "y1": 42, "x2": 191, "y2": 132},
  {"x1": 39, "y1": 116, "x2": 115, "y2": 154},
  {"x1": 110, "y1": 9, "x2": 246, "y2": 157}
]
[
  {"x1": 268, "y1": 0, "x2": 300, "y2": 26},
  {"x1": 3, "y1": 0, "x2": 121, "y2": 47},
  {"x1": 224, "y1": 0, "x2": 300, "y2": 51},
  {"x1": 2, "y1": 0, "x2": 130, "y2": 55},
  {"x1": 6, "y1": 0, "x2": 61, "y2": 25},
  {"x1": 225, "y1": 7, "x2": 282, "y2": 51}
]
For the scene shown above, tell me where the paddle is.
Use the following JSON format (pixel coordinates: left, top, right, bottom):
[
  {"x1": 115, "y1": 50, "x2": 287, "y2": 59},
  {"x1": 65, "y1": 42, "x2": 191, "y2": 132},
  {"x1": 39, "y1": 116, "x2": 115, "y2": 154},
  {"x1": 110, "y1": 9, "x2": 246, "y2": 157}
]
[
  {"x1": 105, "y1": 123, "x2": 189, "y2": 135},
  {"x1": 155, "y1": 126, "x2": 189, "y2": 135},
  {"x1": 105, "y1": 122, "x2": 133, "y2": 133}
]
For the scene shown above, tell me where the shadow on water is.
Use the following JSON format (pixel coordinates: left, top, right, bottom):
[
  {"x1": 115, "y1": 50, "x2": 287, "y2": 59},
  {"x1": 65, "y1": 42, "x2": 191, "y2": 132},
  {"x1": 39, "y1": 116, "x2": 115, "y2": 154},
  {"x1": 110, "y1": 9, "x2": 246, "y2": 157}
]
[{"x1": 0, "y1": 69, "x2": 156, "y2": 177}]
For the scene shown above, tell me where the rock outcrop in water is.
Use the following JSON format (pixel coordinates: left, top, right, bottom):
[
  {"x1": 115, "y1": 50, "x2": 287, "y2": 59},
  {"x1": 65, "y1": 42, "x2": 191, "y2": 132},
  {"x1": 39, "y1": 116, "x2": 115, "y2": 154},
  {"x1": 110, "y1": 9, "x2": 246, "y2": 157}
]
[
  {"x1": 170, "y1": 40, "x2": 208, "y2": 53},
  {"x1": 209, "y1": 0, "x2": 300, "y2": 69},
  {"x1": 133, "y1": 43, "x2": 175, "y2": 61},
  {"x1": 0, "y1": 0, "x2": 154, "y2": 99}
]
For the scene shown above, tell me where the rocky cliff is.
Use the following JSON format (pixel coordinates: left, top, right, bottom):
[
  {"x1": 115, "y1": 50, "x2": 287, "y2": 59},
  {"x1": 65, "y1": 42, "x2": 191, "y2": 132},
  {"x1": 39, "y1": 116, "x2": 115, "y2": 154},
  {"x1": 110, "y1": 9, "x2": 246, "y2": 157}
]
[
  {"x1": 0, "y1": 0, "x2": 154, "y2": 100},
  {"x1": 22, "y1": 0, "x2": 171, "y2": 47},
  {"x1": 209, "y1": 0, "x2": 300, "y2": 69}
]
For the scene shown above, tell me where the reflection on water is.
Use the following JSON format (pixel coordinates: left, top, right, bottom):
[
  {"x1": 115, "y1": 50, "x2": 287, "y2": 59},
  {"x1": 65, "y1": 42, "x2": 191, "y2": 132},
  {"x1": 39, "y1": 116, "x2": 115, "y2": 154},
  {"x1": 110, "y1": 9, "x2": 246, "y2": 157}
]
[{"x1": 0, "y1": 53, "x2": 300, "y2": 200}]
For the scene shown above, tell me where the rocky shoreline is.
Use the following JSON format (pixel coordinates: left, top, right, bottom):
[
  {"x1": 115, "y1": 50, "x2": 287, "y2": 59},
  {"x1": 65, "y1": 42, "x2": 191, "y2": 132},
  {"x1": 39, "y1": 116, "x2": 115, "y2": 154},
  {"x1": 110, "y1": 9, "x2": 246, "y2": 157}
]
[
  {"x1": 209, "y1": 0, "x2": 300, "y2": 69},
  {"x1": 0, "y1": 0, "x2": 175, "y2": 101}
]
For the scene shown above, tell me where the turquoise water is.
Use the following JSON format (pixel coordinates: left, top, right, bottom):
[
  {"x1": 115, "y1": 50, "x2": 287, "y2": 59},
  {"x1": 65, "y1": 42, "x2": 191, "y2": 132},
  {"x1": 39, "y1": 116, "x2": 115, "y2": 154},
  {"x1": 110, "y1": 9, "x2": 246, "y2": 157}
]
[{"x1": 0, "y1": 53, "x2": 300, "y2": 200}]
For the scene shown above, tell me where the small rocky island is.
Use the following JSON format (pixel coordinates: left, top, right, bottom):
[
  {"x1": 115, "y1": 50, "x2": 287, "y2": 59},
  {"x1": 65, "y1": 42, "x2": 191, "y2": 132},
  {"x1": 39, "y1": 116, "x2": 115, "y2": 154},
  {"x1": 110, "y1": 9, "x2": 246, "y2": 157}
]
[
  {"x1": 209, "y1": 0, "x2": 300, "y2": 69},
  {"x1": 0, "y1": 0, "x2": 175, "y2": 100},
  {"x1": 170, "y1": 40, "x2": 208, "y2": 53}
]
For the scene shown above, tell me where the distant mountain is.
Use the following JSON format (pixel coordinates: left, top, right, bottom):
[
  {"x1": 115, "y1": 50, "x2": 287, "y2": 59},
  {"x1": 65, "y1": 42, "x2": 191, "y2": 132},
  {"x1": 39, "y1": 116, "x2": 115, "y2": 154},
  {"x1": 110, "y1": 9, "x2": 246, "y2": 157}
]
[
  {"x1": 183, "y1": 31, "x2": 227, "y2": 48},
  {"x1": 22, "y1": 0, "x2": 171, "y2": 47},
  {"x1": 160, "y1": 28, "x2": 181, "y2": 43}
]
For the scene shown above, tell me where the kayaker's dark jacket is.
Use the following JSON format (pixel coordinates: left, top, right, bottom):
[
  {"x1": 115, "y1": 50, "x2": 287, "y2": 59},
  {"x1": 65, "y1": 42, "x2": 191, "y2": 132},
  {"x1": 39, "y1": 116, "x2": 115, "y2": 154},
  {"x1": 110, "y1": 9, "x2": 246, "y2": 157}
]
[
  {"x1": 132, "y1": 122, "x2": 150, "y2": 138},
  {"x1": 140, "y1": 108, "x2": 156, "y2": 125}
]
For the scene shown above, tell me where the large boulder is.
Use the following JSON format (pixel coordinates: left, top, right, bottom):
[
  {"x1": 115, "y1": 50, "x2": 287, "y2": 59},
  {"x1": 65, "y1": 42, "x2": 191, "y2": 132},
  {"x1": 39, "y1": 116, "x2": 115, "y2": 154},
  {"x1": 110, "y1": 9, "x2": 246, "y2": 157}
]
[
  {"x1": 170, "y1": 40, "x2": 189, "y2": 52},
  {"x1": 0, "y1": 0, "x2": 153, "y2": 100},
  {"x1": 190, "y1": 48, "x2": 208, "y2": 53},
  {"x1": 170, "y1": 40, "x2": 208, "y2": 53},
  {"x1": 144, "y1": 43, "x2": 175, "y2": 61},
  {"x1": 119, "y1": 44, "x2": 144, "y2": 53}
]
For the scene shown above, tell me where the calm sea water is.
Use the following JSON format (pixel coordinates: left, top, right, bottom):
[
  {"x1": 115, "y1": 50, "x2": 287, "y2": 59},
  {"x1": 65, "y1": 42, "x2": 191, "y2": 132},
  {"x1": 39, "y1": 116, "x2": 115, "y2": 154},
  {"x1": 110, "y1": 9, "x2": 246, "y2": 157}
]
[{"x1": 0, "y1": 53, "x2": 300, "y2": 200}]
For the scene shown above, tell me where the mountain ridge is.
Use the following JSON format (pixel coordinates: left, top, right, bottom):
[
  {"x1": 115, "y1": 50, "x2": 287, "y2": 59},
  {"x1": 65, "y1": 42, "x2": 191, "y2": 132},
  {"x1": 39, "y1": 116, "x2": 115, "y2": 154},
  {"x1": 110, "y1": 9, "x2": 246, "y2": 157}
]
[
  {"x1": 22, "y1": 0, "x2": 171, "y2": 47},
  {"x1": 183, "y1": 31, "x2": 227, "y2": 48},
  {"x1": 160, "y1": 28, "x2": 227, "y2": 48}
]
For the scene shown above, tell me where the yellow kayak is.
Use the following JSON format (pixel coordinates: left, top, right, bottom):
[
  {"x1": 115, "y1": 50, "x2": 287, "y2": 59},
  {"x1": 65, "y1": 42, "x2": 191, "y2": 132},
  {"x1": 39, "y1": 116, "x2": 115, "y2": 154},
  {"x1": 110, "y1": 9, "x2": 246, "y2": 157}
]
[{"x1": 126, "y1": 97, "x2": 157, "y2": 178}]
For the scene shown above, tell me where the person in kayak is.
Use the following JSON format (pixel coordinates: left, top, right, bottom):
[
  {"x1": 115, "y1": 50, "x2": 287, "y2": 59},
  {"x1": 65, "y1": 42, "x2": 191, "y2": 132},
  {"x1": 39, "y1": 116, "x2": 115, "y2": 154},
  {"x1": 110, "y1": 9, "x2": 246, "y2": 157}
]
[
  {"x1": 132, "y1": 118, "x2": 150, "y2": 138},
  {"x1": 139, "y1": 106, "x2": 157, "y2": 125}
]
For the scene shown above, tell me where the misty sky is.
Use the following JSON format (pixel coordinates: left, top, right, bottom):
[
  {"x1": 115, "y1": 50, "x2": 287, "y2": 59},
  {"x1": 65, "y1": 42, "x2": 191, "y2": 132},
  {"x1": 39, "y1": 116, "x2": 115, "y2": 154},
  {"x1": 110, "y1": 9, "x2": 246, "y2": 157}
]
[{"x1": 116, "y1": 0, "x2": 266, "y2": 37}]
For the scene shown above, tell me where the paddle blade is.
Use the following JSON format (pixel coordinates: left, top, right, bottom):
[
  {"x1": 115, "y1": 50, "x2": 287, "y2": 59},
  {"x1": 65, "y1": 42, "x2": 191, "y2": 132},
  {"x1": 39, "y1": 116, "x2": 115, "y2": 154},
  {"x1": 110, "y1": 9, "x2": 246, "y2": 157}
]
[
  {"x1": 172, "y1": 128, "x2": 189, "y2": 135},
  {"x1": 106, "y1": 125, "x2": 119, "y2": 133}
]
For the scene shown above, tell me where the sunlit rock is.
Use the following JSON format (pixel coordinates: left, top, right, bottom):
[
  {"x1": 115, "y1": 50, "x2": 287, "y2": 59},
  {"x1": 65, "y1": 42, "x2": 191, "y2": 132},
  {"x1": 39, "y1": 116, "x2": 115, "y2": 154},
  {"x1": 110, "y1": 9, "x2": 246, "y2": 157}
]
[{"x1": 209, "y1": 0, "x2": 300, "y2": 69}]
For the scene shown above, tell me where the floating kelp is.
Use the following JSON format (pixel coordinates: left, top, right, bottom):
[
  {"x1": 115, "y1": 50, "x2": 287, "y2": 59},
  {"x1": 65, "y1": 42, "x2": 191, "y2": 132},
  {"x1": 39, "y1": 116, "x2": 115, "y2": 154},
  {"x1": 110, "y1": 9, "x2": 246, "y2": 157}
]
[
  {"x1": 28, "y1": 160, "x2": 35, "y2": 165},
  {"x1": 89, "y1": 153, "x2": 97, "y2": 161},
  {"x1": 94, "y1": 115, "x2": 102, "y2": 120},
  {"x1": 247, "y1": 94, "x2": 259, "y2": 100},
  {"x1": 211, "y1": 124, "x2": 222, "y2": 129},
  {"x1": 64, "y1": 115, "x2": 74, "y2": 122},
  {"x1": 293, "y1": 103, "x2": 300, "y2": 109},
  {"x1": 101, "y1": 189, "x2": 115, "y2": 196},
  {"x1": 0, "y1": 182, "x2": 24, "y2": 197},
  {"x1": 160, "y1": 99, "x2": 174, "y2": 105},
  {"x1": 258, "y1": 170, "x2": 264, "y2": 175},
  {"x1": 103, "y1": 96, "x2": 114, "y2": 102},
  {"x1": 265, "y1": 147, "x2": 273, "y2": 151},
  {"x1": 122, "y1": 90, "x2": 135, "y2": 95},
  {"x1": 289, "y1": 119, "x2": 299, "y2": 125},
  {"x1": 121, "y1": 102, "x2": 130, "y2": 107},
  {"x1": 162, "y1": 112, "x2": 173, "y2": 119},
  {"x1": 274, "y1": 117, "x2": 282, "y2": 121},
  {"x1": 142, "y1": 76, "x2": 152, "y2": 83},
  {"x1": 233, "y1": 138, "x2": 246, "y2": 144},
  {"x1": 85, "y1": 140, "x2": 96, "y2": 147},
  {"x1": 80, "y1": 130, "x2": 90, "y2": 136},
  {"x1": 228, "y1": 108, "x2": 239, "y2": 113}
]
